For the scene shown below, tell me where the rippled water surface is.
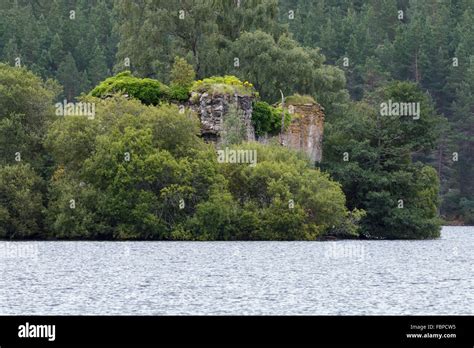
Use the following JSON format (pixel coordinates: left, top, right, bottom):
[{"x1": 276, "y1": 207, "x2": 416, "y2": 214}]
[{"x1": 0, "y1": 226, "x2": 473, "y2": 315}]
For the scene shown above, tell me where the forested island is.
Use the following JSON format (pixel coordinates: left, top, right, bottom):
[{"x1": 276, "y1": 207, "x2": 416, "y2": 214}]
[{"x1": 0, "y1": 0, "x2": 472, "y2": 240}]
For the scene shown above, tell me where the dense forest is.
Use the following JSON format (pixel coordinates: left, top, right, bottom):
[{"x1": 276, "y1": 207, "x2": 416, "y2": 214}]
[{"x1": 0, "y1": 0, "x2": 472, "y2": 240}]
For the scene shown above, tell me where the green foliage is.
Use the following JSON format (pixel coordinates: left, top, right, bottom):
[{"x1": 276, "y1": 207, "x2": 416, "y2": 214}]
[
  {"x1": 168, "y1": 85, "x2": 190, "y2": 102},
  {"x1": 45, "y1": 113, "x2": 98, "y2": 172},
  {"x1": 115, "y1": 0, "x2": 284, "y2": 79},
  {"x1": 0, "y1": 0, "x2": 117, "y2": 98},
  {"x1": 185, "y1": 186, "x2": 246, "y2": 240},
  {"x1": 361, "y1": 164, "x2": 441, "y2": 239},
  {"x1": 442, "y1": 190, "x2": 474, "y2": 225},
  {"x1": 445, "y1": 62, "x2": 474, "y2": 223},
  {"x1": 322, "y1": 81, "x2": 443, "y2": 239},
  {"x1": 0, "y1": 64, "x2": 57, "y2": 171},
  {"x1": 45, "y1": 170, "x2": 106, "y2": 239},
  {"x1": 327, "y1": 208, "x2": 367, "y2": 238},
  {"x1": 229, "y1": 30, "x2": 348, "y2": 108},
  {"x1": 376, "y1": 81, "x2": 442, "y2": 153},
  {"x1": 212, "y1": 143, "x2": 351, "y2": 240},
  {"x1": 170, "y1": 57, "x2": 196, "y2": 88},
  {"x1": 57, "y1": 52, "x2": 81, "y2": 100},
  {"x1": 0, "y1": 164, "x2": 44, "y2": 239},
  {"x1": 252, "y1": 101, "x2": 274, "y2": 137},
  {"x1": 89, "y1": 69, "x2": 193, "y2": 104},
  {"x1": 89, "y1": 71, "x2": 170, "y2": 105},
  {"x1": 252, "y1": 101, "x2": 291, "y2": 137},
  {"x1": 167, "y1": 57, "x2": 196, "y2": 102},
  {"x1": 46, "y1": 96, "x2": 204, "y2": 173},
  {"x1": 45, "y1": 98, "x2": 218, "y2": 239},
  {"x1": 191, "y1": 75, "x2": 255, "y2": 96}
]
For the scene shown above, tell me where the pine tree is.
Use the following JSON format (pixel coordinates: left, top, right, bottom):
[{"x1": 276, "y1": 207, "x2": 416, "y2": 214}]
[
  {"x1": 57, "y1": 52, "x2": 81, "y2": 100},
  {"x1": 87, "y1": 43, "x2": 109, "y2": 87}
]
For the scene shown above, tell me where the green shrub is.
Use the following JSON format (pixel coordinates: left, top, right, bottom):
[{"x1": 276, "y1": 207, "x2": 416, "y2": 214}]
[
  {"x1": 252, "y1": 101, "x2": 273, "y2": 136},
  {"x1": 191, "y1": 75, "x2": 256, "y2": 96},
  {"x1": 270, "y1": 106, "x2": 292, "y2": 135},
  {"x1": 45, "y1": 172, "x2": 109, "y2": 239},
  {"x1": 89, "y1": 71, "x2": 170, "y2": 105},
  {"x1": 252, "y1": 101, "x2": 291, "y2": 136},
  {"x1": 170, "y1": 57, "x2": 196, "y2": 88},
  {"x1": 166, "y1": 57, "x2": 195, "y2": 102},
  {"x1": 217, "y1": 142, "x2": 351, "y2": 240},
  {"x1": 45, "y1": 99, "x2": 220, "y2": 240},
  {"x1": 0, "y1": 164, "x2": 44, "y2": 239},
  {"x1": 188, "y1": 141, "x2": 350, "y2": 240},
  {"x1": 168, "y1": 84, "x2": 190, "y2": 102},
  {"x1": 0, "y1": 63, "x2": 57, "y2": 172}
]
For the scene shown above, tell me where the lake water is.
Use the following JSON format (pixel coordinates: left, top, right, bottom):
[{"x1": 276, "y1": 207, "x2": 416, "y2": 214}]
[{"x1": 0, "y1": 226, "x2": 472, "y2": 315}]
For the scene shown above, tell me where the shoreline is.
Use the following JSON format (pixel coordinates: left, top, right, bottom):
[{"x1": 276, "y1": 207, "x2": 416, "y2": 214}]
[{"x1": 1, "y1": 226, "x2": 471, "y2": 242}]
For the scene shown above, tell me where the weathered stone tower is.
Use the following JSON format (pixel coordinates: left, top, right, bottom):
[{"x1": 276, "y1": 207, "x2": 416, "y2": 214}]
[
  {"x1": 281, "y1": 102, "x2": 325, "y2": 163},
  {"x1": 190, "y1": 92, "x2": 255, "y2": 143}
]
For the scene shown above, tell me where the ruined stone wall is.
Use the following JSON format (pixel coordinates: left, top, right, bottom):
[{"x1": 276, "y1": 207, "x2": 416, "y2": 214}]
[
  {"x1": 190, "y1": 92, "x2": 255, "y2": 143},
  {"x1": 189, "y1": 92, "x2": 325, "y2": 163},
  {"x1": 282, "y1": 103, "x2": 325, "y2": 163}
]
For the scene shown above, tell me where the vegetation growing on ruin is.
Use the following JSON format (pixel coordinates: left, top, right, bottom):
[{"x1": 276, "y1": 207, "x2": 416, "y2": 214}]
[
  {"x1": 90, "y1": 71, "x2": 170, "y2": 105},
  {"x1": 252, "y1": 101, "x2": 291, "y2": 137},
  {"x1": 191, "y1": 76, "x2": 256, "y2": 96},
  {"x1": 285, "y1": 94, "x2": 316, "y2": 105}
]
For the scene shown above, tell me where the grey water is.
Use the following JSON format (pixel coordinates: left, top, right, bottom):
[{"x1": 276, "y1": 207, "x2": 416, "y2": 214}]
[{"x1": 0, "y1": 226, "x2": 472, "y2": 315}]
